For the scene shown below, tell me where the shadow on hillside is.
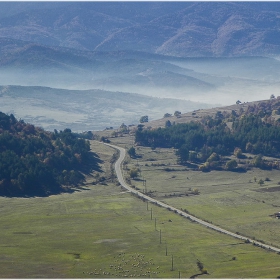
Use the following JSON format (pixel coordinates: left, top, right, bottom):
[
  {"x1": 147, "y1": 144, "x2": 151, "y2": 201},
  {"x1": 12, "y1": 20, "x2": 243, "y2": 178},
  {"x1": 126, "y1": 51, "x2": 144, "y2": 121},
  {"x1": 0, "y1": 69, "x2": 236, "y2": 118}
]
[
  {"x1": 231, "y1": 167, "x2": 247, "y2": 173},
  {"x1": 1, "y1": 183, "x2": 93, "y2": 199},
  {"x1": 190, "y1": 272, "x2": 209, "y2": 279},
  {"x1": 183, "y1": 162, "x2": 199, "y2": 169},
  {"x1": 80, "y1": 151, "x2": 103, "y2": 174}
]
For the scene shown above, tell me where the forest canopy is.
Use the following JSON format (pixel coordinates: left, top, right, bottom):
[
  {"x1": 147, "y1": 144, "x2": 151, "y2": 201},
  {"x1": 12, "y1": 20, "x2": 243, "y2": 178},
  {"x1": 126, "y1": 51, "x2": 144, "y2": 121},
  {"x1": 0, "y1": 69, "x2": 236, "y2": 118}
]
[{"x1": 0, "y1": 112, "x2": 96, "y2": 197}]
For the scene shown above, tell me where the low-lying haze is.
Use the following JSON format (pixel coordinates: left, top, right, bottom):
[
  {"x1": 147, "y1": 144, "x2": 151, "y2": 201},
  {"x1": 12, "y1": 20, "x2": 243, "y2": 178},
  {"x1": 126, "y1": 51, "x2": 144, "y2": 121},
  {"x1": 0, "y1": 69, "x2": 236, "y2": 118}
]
[
  {"x1": 0, "y1": 2, "x2": 280, "y2": 131},
  {"x1": 0, "y1": 85, "x2": 215, "y2": 132}
]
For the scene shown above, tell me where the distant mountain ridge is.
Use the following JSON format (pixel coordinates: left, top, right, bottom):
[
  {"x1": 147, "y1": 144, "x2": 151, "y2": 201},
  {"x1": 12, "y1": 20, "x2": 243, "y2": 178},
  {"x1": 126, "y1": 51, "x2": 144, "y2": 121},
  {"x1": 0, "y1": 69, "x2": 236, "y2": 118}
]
[
  {"x1": 0, "y1": 39, "x2": 280, "y2": 107},
  {"x1": 0, "y1": 2, "x2": 280, "y2": 57},
  {"x1": 1, "y1": 2, "x2": 280, "y2": 132},
  {"x1": 0, "y1": 85, "x2": 215, "y2": 132}
]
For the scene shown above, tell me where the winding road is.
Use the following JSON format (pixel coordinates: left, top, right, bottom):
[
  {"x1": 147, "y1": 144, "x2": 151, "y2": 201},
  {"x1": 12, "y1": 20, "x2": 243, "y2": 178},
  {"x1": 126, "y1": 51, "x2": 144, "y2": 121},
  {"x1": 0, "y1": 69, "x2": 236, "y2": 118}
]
[{"x1": 105, "y1": 142, "x2": 280, "y2": 254}]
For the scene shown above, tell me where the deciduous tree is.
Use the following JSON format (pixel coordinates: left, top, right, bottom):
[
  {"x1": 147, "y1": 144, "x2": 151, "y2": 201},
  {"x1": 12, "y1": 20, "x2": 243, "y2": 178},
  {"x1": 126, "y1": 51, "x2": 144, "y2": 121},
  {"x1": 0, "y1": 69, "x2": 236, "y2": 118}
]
[{"x1": 140, "y1": 115, "x2": 148, "y2": 123}]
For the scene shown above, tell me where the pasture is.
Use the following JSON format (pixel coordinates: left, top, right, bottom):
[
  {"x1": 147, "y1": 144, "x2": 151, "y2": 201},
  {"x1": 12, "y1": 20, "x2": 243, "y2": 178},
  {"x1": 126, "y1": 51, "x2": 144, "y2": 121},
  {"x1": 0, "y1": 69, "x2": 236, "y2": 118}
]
[
  {"x1": 1, "y1": 140, "x2": 280, "y2": 278},
  {"x1": 117, "y1": 137, "x2": 280, "y2": 250}
]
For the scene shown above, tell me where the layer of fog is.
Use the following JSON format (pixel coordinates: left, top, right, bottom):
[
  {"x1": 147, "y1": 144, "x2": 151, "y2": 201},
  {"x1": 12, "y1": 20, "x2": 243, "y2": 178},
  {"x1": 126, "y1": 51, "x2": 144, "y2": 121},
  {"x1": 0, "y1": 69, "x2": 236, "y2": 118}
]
[
  {"x1": 1, "y1": 68, "x2": 279, "y2": 106},
  {"x1": 1, "y1": 56, "x2": 280, "y2": 132}
]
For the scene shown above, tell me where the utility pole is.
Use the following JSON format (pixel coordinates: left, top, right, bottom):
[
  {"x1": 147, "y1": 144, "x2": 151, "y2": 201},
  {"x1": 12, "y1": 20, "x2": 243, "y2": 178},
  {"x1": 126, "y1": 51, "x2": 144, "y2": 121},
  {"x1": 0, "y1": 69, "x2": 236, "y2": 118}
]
[
  {"x1": 143, "y1": 177, "x2": 146, "y2": 192},
  {"x1": 165, "y1": 243, "x2": 168, "y2": 256},
  {"x1": 150, "y1": 208, "x2": 153, "y2": 220},
  {"x1": 171, "y1": 255, "x2": 174, "y2": 271},
  {"x1": 145, "y1": 180, "x2": 147, "y2": 193}
]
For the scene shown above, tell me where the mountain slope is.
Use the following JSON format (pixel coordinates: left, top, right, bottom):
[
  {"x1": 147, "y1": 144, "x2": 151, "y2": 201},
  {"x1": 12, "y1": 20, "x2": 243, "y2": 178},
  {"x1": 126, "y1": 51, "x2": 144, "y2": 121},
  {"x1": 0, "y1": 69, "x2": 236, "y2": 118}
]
[{"x1": 0, "y1": 2, "x2": 280, "y2": 56}]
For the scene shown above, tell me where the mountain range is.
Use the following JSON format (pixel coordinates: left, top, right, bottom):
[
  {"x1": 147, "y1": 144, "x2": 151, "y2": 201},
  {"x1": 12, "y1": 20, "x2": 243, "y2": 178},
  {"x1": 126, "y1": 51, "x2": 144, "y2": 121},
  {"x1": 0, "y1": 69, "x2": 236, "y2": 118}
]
[
  {"x1": 0, "y1": 2, "x2": 280, "y2": 131},
  {"x1": 0, "y1": 2, "x2": 280, "y2": 57}
]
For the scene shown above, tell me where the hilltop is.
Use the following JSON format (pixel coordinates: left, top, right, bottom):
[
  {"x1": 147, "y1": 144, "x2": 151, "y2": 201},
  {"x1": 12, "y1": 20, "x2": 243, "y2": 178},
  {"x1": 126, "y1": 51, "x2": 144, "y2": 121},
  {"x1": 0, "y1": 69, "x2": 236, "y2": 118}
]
[
  {"x1": 96, "y1": 97, "x2": 280, "y2": 178},
  {"x1": 140, "y1": 98, "x2": 274, "y2": 129}
]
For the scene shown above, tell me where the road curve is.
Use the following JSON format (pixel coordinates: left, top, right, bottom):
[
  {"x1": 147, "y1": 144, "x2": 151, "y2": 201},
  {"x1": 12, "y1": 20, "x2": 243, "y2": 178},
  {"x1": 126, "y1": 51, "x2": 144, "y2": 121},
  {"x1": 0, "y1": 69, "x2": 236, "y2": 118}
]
[{"x1": 105, "y1": 142, "x2": 280, "y2": 254}]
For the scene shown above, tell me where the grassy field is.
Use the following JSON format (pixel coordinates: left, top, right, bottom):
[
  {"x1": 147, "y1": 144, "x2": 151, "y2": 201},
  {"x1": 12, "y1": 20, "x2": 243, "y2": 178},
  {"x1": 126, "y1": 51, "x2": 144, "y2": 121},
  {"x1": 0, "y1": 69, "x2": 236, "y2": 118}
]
[
  {"x1": 114, "y1": 136, "x2": 280, "y2": 250},
  {"x1": 1, "y1": 140, "x2": 280, "y2": 278}
]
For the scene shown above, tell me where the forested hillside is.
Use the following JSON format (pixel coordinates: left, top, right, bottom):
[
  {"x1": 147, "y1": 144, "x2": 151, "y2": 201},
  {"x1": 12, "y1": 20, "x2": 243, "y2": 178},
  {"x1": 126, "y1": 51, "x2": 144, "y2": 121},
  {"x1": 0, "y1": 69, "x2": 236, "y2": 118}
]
[
  {"x1": 0, "y1": 2, "x2": 280, "y2": 57},
  {"x1": 135, "y1": 98, "x2": 280, "y2": 171},
  {"x1": 0, "y1": 112, "x2": 95, "y2": 197}
]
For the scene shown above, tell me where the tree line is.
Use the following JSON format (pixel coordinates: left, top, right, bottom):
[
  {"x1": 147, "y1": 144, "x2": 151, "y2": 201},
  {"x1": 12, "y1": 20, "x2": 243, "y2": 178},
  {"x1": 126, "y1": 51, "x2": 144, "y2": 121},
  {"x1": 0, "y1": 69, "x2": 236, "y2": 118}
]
[
  {"x1": 0, "y1": 112, "x2": 94, "y2": 197},
  {"x1": 135, "y1": 112, "x2": 280, "y2": 169}
]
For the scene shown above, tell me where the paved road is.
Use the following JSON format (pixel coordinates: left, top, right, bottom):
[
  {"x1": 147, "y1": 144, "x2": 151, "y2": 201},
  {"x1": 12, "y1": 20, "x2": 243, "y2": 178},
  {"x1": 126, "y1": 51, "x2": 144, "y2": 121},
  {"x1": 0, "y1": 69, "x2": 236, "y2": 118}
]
[{"x1": 105, "y1": 142, "x2": 280, "y2": 254}]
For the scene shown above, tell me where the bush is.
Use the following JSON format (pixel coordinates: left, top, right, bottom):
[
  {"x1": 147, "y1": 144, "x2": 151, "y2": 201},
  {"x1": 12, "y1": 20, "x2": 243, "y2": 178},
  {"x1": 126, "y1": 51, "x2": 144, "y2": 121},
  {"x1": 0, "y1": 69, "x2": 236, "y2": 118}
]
[
  {"x1": 129, "y1": 168, "x2": 140, "y2": 179},
  {"x1": 264, "y1": 177, "x2": 270, "y2": 181},
  {"x1": 226, "y1": 159, "x2": 238, "y2": 170},
  {"x1": 258, "y1": 179, "x2": 264, "y2": 186},
  {"x1": 164, "y1": 113, "x2": 172, "y2": 118},
  {"x1": 127, "y1": 146, "x2": 136, "y2": 158},
  {"x1": 201, "y1": 269, "x2": 208, "y2": 274},
  {"x1": 199, "y1": 162, "x2": 210, "y2": 172},
  {"x1": 207, "y1": 152, "x2": 220, "y2": 162},
  {"x1": 234, "y1": 147, "x2": 243, "y2": 158}
]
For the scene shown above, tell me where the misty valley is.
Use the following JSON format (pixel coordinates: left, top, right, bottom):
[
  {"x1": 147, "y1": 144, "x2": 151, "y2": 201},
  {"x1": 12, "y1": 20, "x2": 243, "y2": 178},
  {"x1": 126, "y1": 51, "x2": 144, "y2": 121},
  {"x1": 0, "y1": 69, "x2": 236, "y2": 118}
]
[
  {"x1": 2, "y1": 2, "x2": 280, "y2": 278},
  {"x1": 1, "y1": 52, "x2": 280, "y2": 132}
]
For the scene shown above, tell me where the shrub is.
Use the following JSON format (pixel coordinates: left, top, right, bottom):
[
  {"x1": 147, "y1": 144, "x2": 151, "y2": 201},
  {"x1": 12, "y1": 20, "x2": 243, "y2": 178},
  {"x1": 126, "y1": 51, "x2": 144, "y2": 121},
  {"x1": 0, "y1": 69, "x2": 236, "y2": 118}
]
[
  {"x1": 129, "y1": 168, "x2": 140, "y2": 179},
  {"x1": 128, "y1": 146, "x2": 136, "y2": 158},
  {"x1": 234, "y1": 147, "x2": 243, "y2": 158},
  {"x1": 207, "y1": 152, "x2": 220, "y2": 162},
  {"x1": 258, "y1": 179, "x2": 264, "y2": 186},
  {"x1": 264, "y1": 177, "x2": 270, "y2": 181},
  {"x1": 226, "y1": 159, "x2": 238, "y2": 170},
  {"x1": 201, "y1": 269, "x2": 208, "y2": 274},
  {"x1": 164, "y1": 113, "x2": 172, "y2": 118},
  {"x1": 199, "y1": 162, "x2": 210, "y2": 172}
]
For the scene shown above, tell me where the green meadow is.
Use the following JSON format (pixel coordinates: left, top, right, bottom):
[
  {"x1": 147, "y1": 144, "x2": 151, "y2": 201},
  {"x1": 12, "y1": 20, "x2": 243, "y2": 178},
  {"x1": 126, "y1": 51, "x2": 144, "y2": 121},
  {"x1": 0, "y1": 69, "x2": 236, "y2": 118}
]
[
  {"x1": 118, "y1": 137, "x2": 280, "y2": 250},
  {"x1": 1, "y1": 140, "x2": 280, "y2": 278}
]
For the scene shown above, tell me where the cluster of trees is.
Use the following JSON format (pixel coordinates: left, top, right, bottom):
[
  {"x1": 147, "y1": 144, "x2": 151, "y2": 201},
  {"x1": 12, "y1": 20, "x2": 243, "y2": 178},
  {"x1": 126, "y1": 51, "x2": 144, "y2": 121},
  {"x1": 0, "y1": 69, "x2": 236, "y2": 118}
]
[
  {"x1": 163, "y1": 111, "x2": 181, "y2": 118},
  {"x1": 135, "y1": 112, "x2": 280, "y2": 170},
  {"x1": 241, "y1": 98, "x2": 280, "y2": 122},
  {"x1": 139, "y1": 110, "x2": 182, "y2": 124},
  {"x1": 0, "y1": 112, "x2": 93, "y2": 196}
]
